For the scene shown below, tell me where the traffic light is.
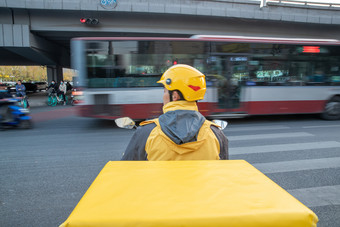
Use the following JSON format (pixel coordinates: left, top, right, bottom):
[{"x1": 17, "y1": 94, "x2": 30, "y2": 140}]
[
  {"x1": 166, "y1": 59, "x2": 179, "y2": 66},
  {"x1": 80, "y1": 18, "x2": 99, "y2": 25}
]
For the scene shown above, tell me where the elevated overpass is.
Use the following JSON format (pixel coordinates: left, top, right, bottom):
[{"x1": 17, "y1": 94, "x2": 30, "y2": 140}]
[{"x1": 1, "y1": 0, "x2": 340, "y2": 82}]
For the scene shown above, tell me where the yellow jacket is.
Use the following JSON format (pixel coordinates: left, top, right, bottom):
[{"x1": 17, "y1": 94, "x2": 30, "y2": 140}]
[{"x1": 122, "y1": 101, "x2": 228, "y2": 160}]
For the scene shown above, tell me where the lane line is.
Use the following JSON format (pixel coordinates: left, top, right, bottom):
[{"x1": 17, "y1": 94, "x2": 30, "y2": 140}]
[
  {"x1": 288, "y1": 185, "x2": 340, "y2": 207},
  {"x1": 228, "y1": 132, "x2": 314, "y2": 141},
  {"x1": 230, "y1": 141, "x2": 340, "y2": 155},
  {"x1": 253, "y1": 157, "x2": 340, "y2": 174}
]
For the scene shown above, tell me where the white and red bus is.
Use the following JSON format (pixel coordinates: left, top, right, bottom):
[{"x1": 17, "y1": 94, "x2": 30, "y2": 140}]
[{"x1": 71, "y1": 36, "x2": 340, "y2": 120}]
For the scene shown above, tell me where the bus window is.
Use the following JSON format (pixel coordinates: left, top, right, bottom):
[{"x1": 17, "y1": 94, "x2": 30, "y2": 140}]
[
  {"x1": 245, "y1": 44, "x2": 340, "y2": 86},
  {"x1": 85, "y1": 40, "x2": 208, "y2": 88},
  {"x1": 208, "y1": 42, "x2": 250, "y2": 108},
  {"x1": 248, "y1": 44, "x2": 292, "y2": 85}
]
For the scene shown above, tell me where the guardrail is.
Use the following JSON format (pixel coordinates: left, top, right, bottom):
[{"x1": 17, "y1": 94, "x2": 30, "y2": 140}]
[
  {"x1": 202, "y1": 0, "x2": 340, "y2": 8},
  {"x1": 264, "y1": 0, "x2": 340, "y2": 8}
]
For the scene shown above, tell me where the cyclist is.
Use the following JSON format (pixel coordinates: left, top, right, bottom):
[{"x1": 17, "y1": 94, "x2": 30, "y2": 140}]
[
  {"x1": 47, "y1": 80, "x2": 59, "y2": 106},
  {"x1": 15, "y1": 80, "x2": 29, "y2": 108},
  {"x1": 121, "y1": 64, "x2": 229, "y2": 161},
  {"x1": 58, "y1": 80, "x2": 67, "y2": 105},
  {"x1": 47, "y1": 80, "x2": 58, "y2": 93},
  {"x1": 66, "y1": 81, "x2": 73, "y2": 91}
]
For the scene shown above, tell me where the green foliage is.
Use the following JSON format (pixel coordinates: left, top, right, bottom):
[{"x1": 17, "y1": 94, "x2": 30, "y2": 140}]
[
  {"x1": 0, "y1": 66, "x2": 47, "y2": 82},
  {"x1": 0, "y1": 66, "x2": 75, "y2": 82}
]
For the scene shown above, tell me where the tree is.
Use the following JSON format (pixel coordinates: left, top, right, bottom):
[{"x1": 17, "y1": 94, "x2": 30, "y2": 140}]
[{"x1": 0, "y1": 66, "x2": 76, "y2": 82}]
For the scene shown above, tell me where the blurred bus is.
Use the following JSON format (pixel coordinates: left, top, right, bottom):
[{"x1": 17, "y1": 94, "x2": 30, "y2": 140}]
[{"x1": 71, "y1": 36, "x2": 340, "y2": 120}]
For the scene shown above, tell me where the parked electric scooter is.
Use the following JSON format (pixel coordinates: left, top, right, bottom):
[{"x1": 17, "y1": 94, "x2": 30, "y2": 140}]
[{"x1": 0, "y1": 98, "x2": 32, "y2": 130}]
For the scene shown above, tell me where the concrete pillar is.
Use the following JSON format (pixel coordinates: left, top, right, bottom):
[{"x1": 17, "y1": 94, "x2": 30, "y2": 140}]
[{"x1": 47, "y1": 65, "x2": 63, "y2": 84}]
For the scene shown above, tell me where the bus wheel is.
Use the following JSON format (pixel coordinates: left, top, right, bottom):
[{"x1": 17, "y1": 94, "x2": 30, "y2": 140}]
[{"x1": 321, "y1": 96, "x2": 340, "y2": 120}]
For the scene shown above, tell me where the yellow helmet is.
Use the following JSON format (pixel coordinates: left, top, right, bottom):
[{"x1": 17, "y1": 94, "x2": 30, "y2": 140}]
[{"x1": 157, "y1": 64, "x2": 206, "y2": 101}]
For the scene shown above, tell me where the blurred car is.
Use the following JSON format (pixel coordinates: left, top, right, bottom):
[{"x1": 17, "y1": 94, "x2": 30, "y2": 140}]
[
  {"x1": 33, "y1": 81, "x2": 47, "y2": 91},
  {"x1": 23, "y1": 82, "x2": 37, "y2": 93},
  {"x1": 8, "y1": 82, "x2": 37, "y2": 93},
  {"x1": 5, "y1": 83, "x2": 17, "y2": 93}
]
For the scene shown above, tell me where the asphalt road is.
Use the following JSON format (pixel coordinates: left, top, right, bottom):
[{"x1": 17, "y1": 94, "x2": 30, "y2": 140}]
[{"x1": 1, "y1": 108, "x2": 340, "y2": 227}]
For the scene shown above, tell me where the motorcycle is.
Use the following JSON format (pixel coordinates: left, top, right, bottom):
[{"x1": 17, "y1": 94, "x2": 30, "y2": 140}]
[
  {"x1": 60, "y1": 118, "x2": 318, "y2": 227},
  {"x1": 0, "y1": 98, "x2": 32, "y2": 129}
]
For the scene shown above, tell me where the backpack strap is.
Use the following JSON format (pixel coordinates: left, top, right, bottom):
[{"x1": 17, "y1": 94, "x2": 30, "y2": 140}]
[{"x1": 139, "y1": 118, "x2": 159, "y2": 126}]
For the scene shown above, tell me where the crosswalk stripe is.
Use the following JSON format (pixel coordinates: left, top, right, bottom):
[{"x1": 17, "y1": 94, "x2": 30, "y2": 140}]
[
  {"x1": 288, "y1": 185, "x2": 340, "y2": 207},
  {"x1": 228, "y1": 132, "x2": 314, "y2": 141},
  {"x1": 227, "y1": 125, "x2": 290, "y2": 132},
  {"x1": 303, "y1": 124, "x2": 340, "y2": 129},
  {"x1": 253, "y1": 157, "x2": 340, "y2": 174},
  {"x1": 230, "y1": 141, "x2": 340, "y2": 155}
]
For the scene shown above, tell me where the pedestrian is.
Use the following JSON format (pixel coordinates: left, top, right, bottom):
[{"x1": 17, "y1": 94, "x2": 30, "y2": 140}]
[
  {"x1": 121, "y1": 64, "x2": 228, "y2": 161},
  {"x1": 15, "y1": 80, "x2": 26, "y2": 97},
  {"x1": 58, "y1": 80, "x2": 67, "y2": 105}
]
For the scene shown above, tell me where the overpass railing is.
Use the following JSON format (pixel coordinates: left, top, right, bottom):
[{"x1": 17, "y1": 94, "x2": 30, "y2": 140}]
[
  {"x1": 202, "y1": 0, "x2": 340, "y2": 8},
  {"x1": 262, "y1": 0, "x2": 340, "y2": 8}
]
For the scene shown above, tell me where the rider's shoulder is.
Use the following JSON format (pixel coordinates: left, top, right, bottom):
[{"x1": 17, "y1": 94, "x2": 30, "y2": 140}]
[
  {"x1": 134, "y1": 120, "x2": 157, "y2": 136},
  {"x1": 140, "y1": 118, "x2": 158, "y2": 127}
]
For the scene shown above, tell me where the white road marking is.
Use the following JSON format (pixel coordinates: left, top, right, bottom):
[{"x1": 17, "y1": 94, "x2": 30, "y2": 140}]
[
  {"x1": 228, "y1": 132, "x2": 314, "y2": 141},
  {"x1": 303, "y1": 125, "x2": 340, "y2": 129},
  {"x1": 231, "y1": 141, "x2": 340, "y2": 155},
  {"x1": 253, "y1": 157, "x2": 340, "y2": 174},
  {"x1": 288, "y1": 185, "x2": 340, "y2": 207},
  {"x1": 227, "y1": 125, "x2": 290, "y2": 132}
]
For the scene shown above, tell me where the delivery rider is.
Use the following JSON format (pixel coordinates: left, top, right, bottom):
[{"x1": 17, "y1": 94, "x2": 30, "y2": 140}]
[{"x1": 121, "y1": 64, "x2": 228, "y2": 160}]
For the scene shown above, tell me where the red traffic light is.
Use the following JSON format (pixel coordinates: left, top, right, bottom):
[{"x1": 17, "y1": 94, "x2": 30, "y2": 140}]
[{"x1": 80, "y1": 18, "x2": 99, "y2": 25}]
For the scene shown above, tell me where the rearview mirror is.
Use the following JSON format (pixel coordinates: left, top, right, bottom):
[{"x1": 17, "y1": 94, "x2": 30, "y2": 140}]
[
  {"x1": 212, "y1": 120, "x2": 228, "y2": 130},
  {"x1": 115, "y1": 117, "x2": 136, "y2": 129}
]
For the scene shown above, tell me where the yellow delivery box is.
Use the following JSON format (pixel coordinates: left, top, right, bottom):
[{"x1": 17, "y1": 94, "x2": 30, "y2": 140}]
[{"x1": 61, "y1": 160, "x2": 318, "y2": 227}]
